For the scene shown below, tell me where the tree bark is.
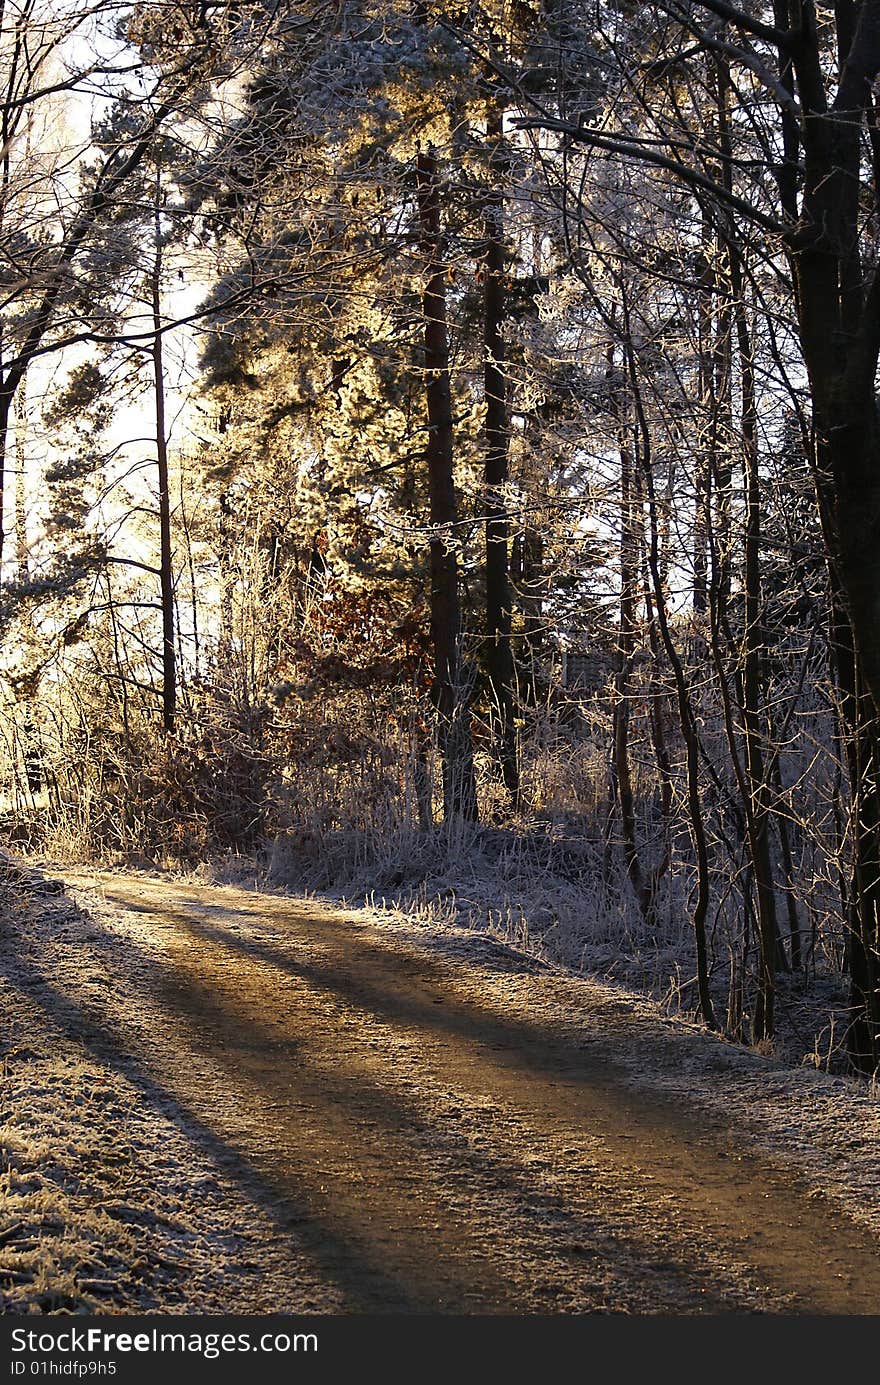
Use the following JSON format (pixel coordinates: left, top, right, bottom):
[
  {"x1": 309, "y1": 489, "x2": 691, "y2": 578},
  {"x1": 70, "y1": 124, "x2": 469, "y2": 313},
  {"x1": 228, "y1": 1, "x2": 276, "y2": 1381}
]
[
  {"x1": 623, "y1": 324, "x2": 716, "y2": 1030},
  {"x1": 612, "y1": 429, "x2": 651, "y2": 917},
  {"x1": 483, "y1": 108, "x2": 519, "y2": 810},
  {"x1": 785, "y1": 3, "x2": 880, "y2": 1068},
  {"x1": 732, "y1": 258, "x2": 779, "y2": 1039},
  {"x1": 152, "y1": 169, "x2": 176, "y2": 735},
  {"x1": 416, "y1": 146, "x2": 478, "y2": 822}
]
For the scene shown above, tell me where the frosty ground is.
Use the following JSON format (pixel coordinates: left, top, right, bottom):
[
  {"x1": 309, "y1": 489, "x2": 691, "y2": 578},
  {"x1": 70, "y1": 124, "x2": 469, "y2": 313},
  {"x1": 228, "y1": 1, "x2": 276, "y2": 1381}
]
[{"x1": 3, "y1": 858, "x2": 880, "y2": 1314}]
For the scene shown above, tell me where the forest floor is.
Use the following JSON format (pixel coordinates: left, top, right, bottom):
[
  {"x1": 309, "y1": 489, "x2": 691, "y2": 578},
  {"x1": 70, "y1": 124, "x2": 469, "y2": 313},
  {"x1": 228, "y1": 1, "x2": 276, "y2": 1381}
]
[{"x1": 4, "y1": 865, "x2": 880, "y2": 1314}]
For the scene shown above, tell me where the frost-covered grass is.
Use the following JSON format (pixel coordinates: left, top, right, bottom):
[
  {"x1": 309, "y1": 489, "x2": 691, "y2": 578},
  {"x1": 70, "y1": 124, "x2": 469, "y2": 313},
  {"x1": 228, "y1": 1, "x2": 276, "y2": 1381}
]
[
  {"x1": 0, "y1": 1047, "x2": 243, "y2": 1314},
  {"x1": 0, "y1": 866, "x2": 339, "y2": 1315}
]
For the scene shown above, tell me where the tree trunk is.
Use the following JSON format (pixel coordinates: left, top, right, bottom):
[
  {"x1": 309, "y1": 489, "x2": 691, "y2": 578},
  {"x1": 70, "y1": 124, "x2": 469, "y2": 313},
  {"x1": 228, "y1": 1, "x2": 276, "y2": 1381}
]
[
  {"x1": 612, "y1": 435, "x2": 651, "y2": 917},
  {"x1": 483, "y1": 108, "x2": 518, "y2": 810},
  {"x1": 0, "y1": 386, "x2": 10, "y2": 576},
  {"x1": 514, "y1": 524, "x2": 547, "y2": 706},
  {"x1": 623, "y1": 325, "x2": 716, "y2": 1030},
  {"x1": 13, "y1": 383, "x2": 42, "y2": 795},
  {"x1": 733, "y1": 264, "x2": 779, "y2": 1040},
  {"x1": 713, "y1": 54, "x2": 780, "y2": 1036},
  {"x1": 845, "y1": 699, "x2": 880, "y2": 1075},
  {"x1": 793, "y1": 246, "x2": 880, "y2": 1071},
  {"x1": 416, "y1": 146, "x2": 478, "y2": 823},
  {"x1": 807, "y1": 407, "x2": 880, "y2": 1072},
  {"x1": 152, "y1": 169, "x2": 176, "y2": 735}
]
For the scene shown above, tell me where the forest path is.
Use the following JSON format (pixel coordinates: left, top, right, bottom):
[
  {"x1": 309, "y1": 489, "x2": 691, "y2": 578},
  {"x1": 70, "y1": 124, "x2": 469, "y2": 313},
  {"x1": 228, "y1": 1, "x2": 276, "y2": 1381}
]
[{"x1": 59, "y1": 869, "x2": 880, "y2": 1313}]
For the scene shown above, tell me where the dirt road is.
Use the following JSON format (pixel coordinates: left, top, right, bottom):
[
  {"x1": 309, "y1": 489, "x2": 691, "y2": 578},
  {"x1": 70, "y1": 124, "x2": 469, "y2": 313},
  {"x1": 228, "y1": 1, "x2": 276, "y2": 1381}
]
[{"x1": 37, "y1": 871, "x2": 880, "y2": 1313}]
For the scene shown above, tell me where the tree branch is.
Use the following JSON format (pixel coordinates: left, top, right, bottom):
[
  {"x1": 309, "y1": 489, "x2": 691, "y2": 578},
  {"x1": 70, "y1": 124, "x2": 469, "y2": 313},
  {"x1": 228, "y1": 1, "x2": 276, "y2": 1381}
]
[
  {"x1": 671, "y1": 0, "x2": 794, "y2": 46},
  {"x1": 513, "y1": 118, "x2": 788, "y2": 235}
]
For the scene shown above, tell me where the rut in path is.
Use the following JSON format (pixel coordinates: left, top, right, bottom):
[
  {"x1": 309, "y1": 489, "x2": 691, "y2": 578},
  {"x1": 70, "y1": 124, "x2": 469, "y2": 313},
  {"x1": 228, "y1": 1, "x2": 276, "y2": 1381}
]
[{"x1": 60, "y1": 871, "x2": 880, "y2": 1313}]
